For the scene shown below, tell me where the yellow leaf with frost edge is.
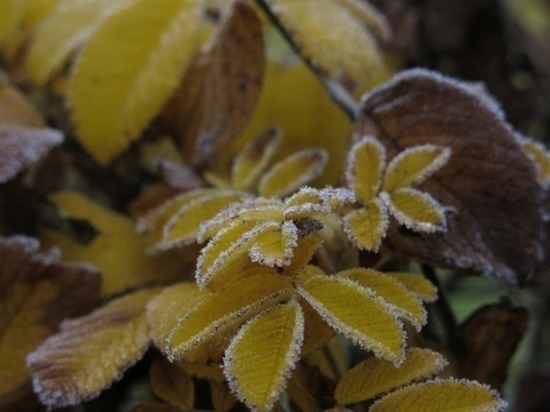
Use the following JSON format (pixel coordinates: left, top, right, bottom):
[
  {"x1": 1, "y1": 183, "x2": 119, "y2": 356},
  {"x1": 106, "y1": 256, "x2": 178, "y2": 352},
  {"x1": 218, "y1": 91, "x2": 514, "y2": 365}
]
[
  {"x1": 69, "y1": 0, "x2": 200, "y2": 164},
  {"x1": 369, "y1": 378, "x2": 507, "y2": 412},
  {"x1": 343, "y1": 199, "x2": 388, "y2": 252},
  {"x1": 387, "y1": 272, "x2": 438, "y2": 302},
  {"x1": 42, "y1": 191, "x2": 182, "y2": 297},
  {"x1": 384, "y1": 188, "x2": 446, "y2": 232},
  {"x1": 346, "y1": 136, "x2": 385, "y2": 203},
  {"x1": 223, "y1": 303, "x2": 304, "y2": 412},
  {"x1": 335, "y1": 348, "x2": 447, "y2": 405},
  {"x1": 297, "y1": 275, "x2": 405, "y2": 364},
  {"x1": 27, "y1": 288, "x2": 160, "y2": 408}
]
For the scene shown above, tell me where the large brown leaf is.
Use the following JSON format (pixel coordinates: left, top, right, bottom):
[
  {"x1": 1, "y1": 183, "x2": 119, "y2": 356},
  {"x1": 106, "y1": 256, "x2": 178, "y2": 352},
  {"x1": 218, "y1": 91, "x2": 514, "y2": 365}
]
[
  {"x1": 0, "y1": 236, "x2": 100, "y2": 411},
  {"x1": 354, "y1": 68, "x2": 542, "y2": 284},
  {"x1": 164, "y1": 0, "x2": 265, "y2": 167}
]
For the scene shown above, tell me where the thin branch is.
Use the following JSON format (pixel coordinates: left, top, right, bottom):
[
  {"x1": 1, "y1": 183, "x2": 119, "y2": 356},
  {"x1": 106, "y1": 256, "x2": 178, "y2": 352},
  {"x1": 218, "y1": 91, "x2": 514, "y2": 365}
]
[{"x1": 253, "y1": 0, "x2": 357, "y2": 119}]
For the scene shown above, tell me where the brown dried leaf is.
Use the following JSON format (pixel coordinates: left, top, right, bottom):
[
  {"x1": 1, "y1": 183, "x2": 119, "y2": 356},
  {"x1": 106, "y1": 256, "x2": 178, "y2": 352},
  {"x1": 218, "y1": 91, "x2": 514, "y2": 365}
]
[
  {"x1": 0, "y1": 236, "x2": 100, "y2": 411},
  {"x1": 164, "y1": 0, "x2": 265, "y2": 166},
  {"x1": 457, "y1": 299, "x2": 528, "y2": 390},
  {"x1": 355, "y1": 69, "x2": 542, "y2": 284},
  {"x1": 150, "y1": 357, "x2": 194, "y2": 411},
  {"x1": 27, "y1": 287, "x2": 160, "y2": 408}
]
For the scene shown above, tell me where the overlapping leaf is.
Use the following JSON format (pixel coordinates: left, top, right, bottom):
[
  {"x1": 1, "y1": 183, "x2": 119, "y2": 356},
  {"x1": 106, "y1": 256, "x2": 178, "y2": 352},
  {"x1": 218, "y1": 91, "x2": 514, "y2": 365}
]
[
  {"x1": 223, "y1": 302, "x2": 304, "y2": 412},
  {"x1": 164, "y1": 0, "x2": 265, "y2": 166},
  {"x1": 386, "y1": 272, "x2": 438, "y2": 302},
  {"x1": 0, "y1": 236, "x2": 99, "y2": 411},
  {"x1": 369, "y1": 378, "x2": 507, "y2": 412},
  {"x1": 41, "y1": 191, "x2": 183, "y2": 296},
  {"x1": 335, "y1": 348, "x2": 447, "y2": 405},
  {"x1": 27, "y1": 287, "x2": 160, "y2": 408},
  {"x1": 149, "y1": 357, "x2": 194, "y2": 411},
  {"x1": 354, "y1": 68, "x2": 542, "y2": 284},
  {"x1": 69, "y1": 0, "x2": 201, "y2": 164}
]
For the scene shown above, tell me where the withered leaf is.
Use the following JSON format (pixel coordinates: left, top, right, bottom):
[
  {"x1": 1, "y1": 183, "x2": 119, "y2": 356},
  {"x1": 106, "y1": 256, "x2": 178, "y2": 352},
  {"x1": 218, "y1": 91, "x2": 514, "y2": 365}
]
[
  {"x1": 457, "y1": 299, "x2": 528, "y2": 390},
  {"x1": 354, "y1": 69, "x2": 542, "y2": 284},
  {"x1": 27, "y1": 287, "x2": 160, "y2": 408},
  {"x1": 0, "y1": 236, "x2": 100, "y2": 411},
  {"x1": 164, "y1": 0, "x2": 265, "y2": 167}
]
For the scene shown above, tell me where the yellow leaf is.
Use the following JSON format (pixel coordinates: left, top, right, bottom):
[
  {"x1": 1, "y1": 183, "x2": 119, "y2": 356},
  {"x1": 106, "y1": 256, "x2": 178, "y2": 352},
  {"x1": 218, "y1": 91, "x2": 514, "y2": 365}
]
[
  {"x1": 263, "y1": 0, "x2": 383, "y2": 92},
  {"x1": 69, "y1": 0, "x2": 201, "y2": 164},
  {"x1": 150, "y1": 357, "x2": 194, "y2": 411},
  {"x1": 338, "y1": 268, "x2": 426, "y2": 330},
  {"x1": 250, "y1": 220, "x2": 298, "y2": 267},
  {"x1": 258, "y1": 149, "x2": 328, "y2": 197},
  {"x1": 339, "y1": 0, "x2": 391, "y2": 41},
  {"x1": 232, "y1": 127, "x2": 282, "y2": 190},
  {"x1": 382, "y1": 145, "x2": 451, "y2": 191},
  {"x1": 27, "y1": 287, "x2": 160, "y2": 408},
  {"x1": 162, "y1": 190, "x2": 245, "y2": 249},
  {"x1": 25, "y1": 0, "x2": 134, "y2": 85},
  {"x1": 42, "y1": 191, "x2": 183, "y2": 296},
  {"x1": 146, "y1": 282, "x2": 208, "y2": 352},
  {"x1": 22, "y1": 0, "x2": 60, "y2": 28},
  {"x1": 387, "y1": 272, "x2": 438, "y2": 303},
  {"x1": 343, "y1": 199, "x2": 388, "y2": 252},
  {"x1": 0, "y1": 236, "x2": 99, "y2": 411},
  {"x1": 335, "y1": 348, "x2": 448, "y2": 405},
  {"x1": 0, "y1": 72, "x2": 44, "y2": 127},
  {"x1": 300, "y1": 300, "x2": 334, "y2": 356},
  {"x1": 167, "y1": 274, "x2": 293, "y2": 361},
  {"x1": 346, "y1": 136, "x2": 385, "y2": 203},
  {"x1": 384, "y1": 188, "x2": 446, "y2": 232},
  {"x1": 522, "y1": 138, "x2": 550, "y2": 183},
  {"x1": 223, "y1": 302, "x2": 304, "y2": 412},
  {"x1": 369, "y1": 378, "x2": 507, "y2": 412},
  {"x1": 0, "y1": 0, "x2": 23, "y2": 44},
  {"x1": 298, "y1": 275, "x2": 405, "y2": 364},
  {"x1": 283, "y1": 235, "x2": 322, "y2": 277}
]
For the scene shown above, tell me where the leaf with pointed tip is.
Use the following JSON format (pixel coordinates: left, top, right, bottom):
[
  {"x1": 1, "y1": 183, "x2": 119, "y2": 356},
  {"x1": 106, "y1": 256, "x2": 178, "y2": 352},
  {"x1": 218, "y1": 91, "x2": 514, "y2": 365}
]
[
  {"x1": 369, "y1": 378, "x2": 507, "y2": 412},
  {"x1": 150, "y1": 357, "x2": 194, "y2": 411},
  {"x1": 298, "y1": 275, "x2": 405, "y2": 364},
  {"x1": 387, "y1": 272, "x2": 438, "y2": 302},
  {"x1": 522, "y1": 138, "x2": 550, "y2": 184},
  {"x1": 346, "y1": 136, "x2": 385, "y2": 203},
  {"x1": 283, "y1": 235, "x2": 322, "y2": 277},
  {"x1": 0, "y1": 236, "x2": 99, "y2": 411},
  {"x1": 383, "y1": 188, "x2": 446, "y2": 233},
  {"x1": 69, "y1": 0, "x2": 201, "y2": 164},
  {"x1": 232, "y1": 127, "x2": 282, "y2": 190},
  {"x1": 259, "y1": 149, "x2": 328, "y2": 197},
  {"x1": 262, "y1": 0, "x2": 384, "y2": 93},
  {"x1": 162, "y1": 190, "x2": 245, "y2": 249},
  {"x1": 343, "y1": 198, "x2": 388, "y2": 252},
  {"x1": 27, "y1": 287, "x2": 160, "y2": 408},
  {"x1": 355, "y1": 68, "x2": 542, "y2": 284},
  {"x1": 146, "y1": 282, "x2": 208, "y2": 352},
  {"x1": 25, "y1": 0, "x2": 134, "y2": 85},
  {"x1": 335, "y1": 348, "x2": 447, "y2": 405},
  {"x1": 224, "y1": 302, "x2": 304, "y2": 412},
  {"x1": 167, "y1": 274, "x2": 293, "y2": 361},
  {"x1": 338, "y1": 268, "x2": 426, "y2": 330},
  {"x1": 164, "y1": 0, "x2": 265, "y2": 166},
  {"x1": 382, "y1": 145, "x2": 451, "y2": 191},
  {"x1": 42, "y1": 191, "x2": 182, "y2": 296}
]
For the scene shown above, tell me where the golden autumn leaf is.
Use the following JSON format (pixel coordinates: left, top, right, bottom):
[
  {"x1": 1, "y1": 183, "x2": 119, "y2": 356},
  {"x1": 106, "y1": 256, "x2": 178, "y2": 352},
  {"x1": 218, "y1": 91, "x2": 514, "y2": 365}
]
[
  {"x1": 297, "y1": 275, "x2": 405, "y2": 364},
  {"x1": 164, "y1": 0, "x2": 265, "y2": 166},
  {"x1": 0, "y1": 0, "x2": 22, "y2": 43},
  {"x1": 346, "y1": 135, "x2": 385, "y2": 203},
  {"x1": 260, "y1": 0, "x2": 385, "y2": 93},
  {"x1": 69, "y1": 0, "x2": 201, "y2": 164},
  {"x1": 41, "y1": 191, "x2": 183, "y2": 296},
  {"x1": 25, "y1": 0, "x2": 135, "y2": 85},
  {"x1": 386, "y1": 272, "x2": 438, "y2": 303},
  {"x1": 150, "y1": 357, "x2": 194, "y2": 411},
  {"x1": 334, "y1": 348, "x2": 448, "y2": 405},
  {"x1": 223, "y1": 302, "x2": 304, "y2": 412},
  {"x1": 369, "y1": 378, "x2": 507, "y2": 412},
  {"x1": 0, "y1": 236, "x2": 99, "y2": 411},
  {"x1": 343, "y1": 200, "x2": 388, "y2": 252},
  {"x1": 522, "y1": 137, "x2": 550, "y2": 184},
  {"x1": 27, "y1": 287, "x2": 160, "y2": 408}
]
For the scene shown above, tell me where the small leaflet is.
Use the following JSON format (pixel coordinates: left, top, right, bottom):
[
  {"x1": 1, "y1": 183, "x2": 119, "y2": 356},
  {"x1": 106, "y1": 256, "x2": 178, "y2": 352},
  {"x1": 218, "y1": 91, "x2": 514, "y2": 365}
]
[
  {"x1": 346, "y1": 136, "x2": 385, "y2": 203},
  {"x1": 386, "y1": 272, "x2": 438, "y2": 303},
  {"x1": 522, "y1": 138, "x2": 550, "y2": 184},
  {"x1": 343, "y1": 198, "x2": 388, "y2": 252},
  {"x1": 149, "y1": 357, "x2": 194, "y2": 411},
  {"x1": 223, "y1": 302, "x2": 304, "y2": 412},
  {"x1": 249, "y1": 220, "x2": 298, "y2": 267},
  {"x1": 382, "y1": 145, "x2": 451, "y2": 191},
  {"x1": 297, "y1": 275, "x2": 405, "y2": 365},
  {"x1": 335, "y1": 348, "x2": 448, "y2": 405},
  {"x1": 369, "y1": 378, "x2": 507, "y2": 412},
  {"x1": 231, "y1": 127, "x2": 282, "y2": 190},
  {"x1": 258, "y1": 149, "x2": 328, "y2": 197},
  {"x1": 383, "y1": 188, "x2": 446, "y2": 233},
  {"x1": 27, "y1": 288, "x2": 160, "y2": 408}
]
